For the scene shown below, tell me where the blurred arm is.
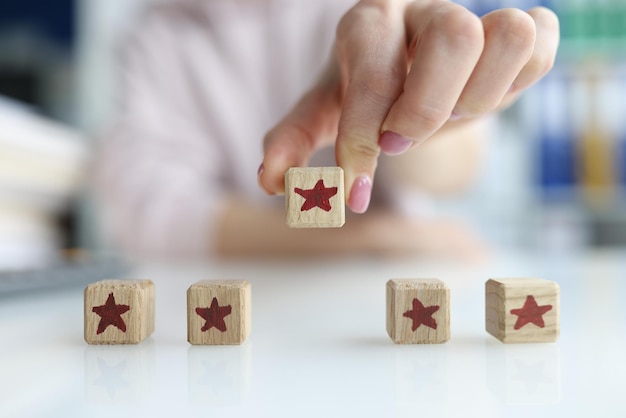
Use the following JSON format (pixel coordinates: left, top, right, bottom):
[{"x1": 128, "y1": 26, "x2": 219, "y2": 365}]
[{"x1": 214, "y1": 197, "x2": 485, "y2": 259}]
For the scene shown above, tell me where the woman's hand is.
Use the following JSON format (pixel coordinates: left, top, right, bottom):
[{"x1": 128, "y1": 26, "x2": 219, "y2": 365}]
[{"x1": 258, "y1": 0, "x2": 559, "y2": 213}]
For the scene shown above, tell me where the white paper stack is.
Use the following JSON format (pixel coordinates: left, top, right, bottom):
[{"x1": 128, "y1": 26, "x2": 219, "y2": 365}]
[{"x1": 0, "y1": 97, "x2": 89, "y2": 269}]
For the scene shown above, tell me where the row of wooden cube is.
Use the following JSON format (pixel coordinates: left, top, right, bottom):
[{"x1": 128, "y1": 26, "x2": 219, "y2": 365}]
[
  {"x1": 388, "y1": 278, "x2": 560, "y2": 344},
  {"x1": 84, "y1": 277, "x2": 559, "y2": 345},
  {"x1": 84, "y1": 279, "x2": 250, "y2": 345}
]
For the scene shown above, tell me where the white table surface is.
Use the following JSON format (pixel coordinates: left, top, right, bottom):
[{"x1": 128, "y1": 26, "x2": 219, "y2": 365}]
[{"x1": 1, "y1": 249, "x2": 625, "y2": 417}]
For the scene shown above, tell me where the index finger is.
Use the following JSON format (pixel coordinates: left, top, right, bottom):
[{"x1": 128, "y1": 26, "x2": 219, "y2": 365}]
[
  {"x1": 381, "y1": 1, "x2": 484, "y2": 141},
  {"x1": 335, "y1": 0, "x2": 407, "y2": 213}
]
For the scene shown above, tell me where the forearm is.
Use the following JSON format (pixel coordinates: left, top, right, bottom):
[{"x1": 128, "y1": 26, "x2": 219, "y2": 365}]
[
  {"x1": 214, "y1": 197, "x2": 380, "y2": 257},
  {"x1": 214, "y1": 196, "x2": 487, "y2": 259}
]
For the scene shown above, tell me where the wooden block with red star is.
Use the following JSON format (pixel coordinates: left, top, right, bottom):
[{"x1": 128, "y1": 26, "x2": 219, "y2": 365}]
[
  {"x1": 84, "y1": 279, "x2": 155, "y2": 344},
  {"x1": 386, "y1": 279, "x2": 450, "y2": 344},
  {"x1": 285, "y1": 167, "x2": 345, "y2": 228},
  {"x1": 486, "y1": 278, "x2": 560, "y2": 343},
  {"x1": 187, "y1": 280, "x2": 251, "y2": 345}
]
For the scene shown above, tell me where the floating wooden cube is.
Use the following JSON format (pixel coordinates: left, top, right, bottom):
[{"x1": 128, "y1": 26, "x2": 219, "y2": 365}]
[
  {"x1": 84, "y1": 279, "x2": 155, "y2": 344},
  {"x1": 187, "y1": 280, "x2": 251, "y2": 345},
  {"x1": 285, "y1": 167, "x2": 345, "y2": 228},
  {"x1": 386, "y1": 279, "x2": 450, "y2": 344},
  {"x1": 486, "y1": 278, "x2": 560, "y2": 343}
]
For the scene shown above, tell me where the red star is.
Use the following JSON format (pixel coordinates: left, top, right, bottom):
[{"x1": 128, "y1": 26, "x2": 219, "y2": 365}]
[
  {"x1": 403, "y1": 298, "x2": 440, "y2": 331},
  {"x1": 510, "y1": 295, "x2": 552, "y2": 330},
  {"x1": 195, "y1": 297, "x2": 232, "y2": 332},
  {"x1": 294, "y1": 179, "x2": 338, "y2": 212},
  {"x1": 92, "y1": 292, "x2": 130, "y2": 334}
]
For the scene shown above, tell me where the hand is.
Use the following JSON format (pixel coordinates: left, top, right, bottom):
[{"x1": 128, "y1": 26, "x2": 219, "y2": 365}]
[{"x1": 258, "y1": 0, "x2": 559, "y2": 213}]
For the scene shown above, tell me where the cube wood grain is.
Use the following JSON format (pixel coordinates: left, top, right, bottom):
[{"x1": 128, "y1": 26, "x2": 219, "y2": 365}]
[
  {"x1": 486, "y1": 278, "x2": 560, "y2": 343},
  {"x1": 84, "y1": 279, "x2": 155, "y2": 344},
  {"x1": 285, "y1": 167, "x2": 345, "y2": 228},
  {"x1": 187, "y1": 280, "x2": 251, "y2": 345},
  {"x1": 386, "y1": 279, "x2": 450, "y2": 344}
]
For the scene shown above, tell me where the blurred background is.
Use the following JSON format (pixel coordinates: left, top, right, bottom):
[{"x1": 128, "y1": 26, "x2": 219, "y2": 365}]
[{"x1": 0, "y1": 0, "x2": 625, "y2": 270}]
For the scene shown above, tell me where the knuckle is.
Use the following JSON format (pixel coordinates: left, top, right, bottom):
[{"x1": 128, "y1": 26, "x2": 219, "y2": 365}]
[
  {"x1": 489, "y1": 9, "x2": 536, "y2": 50},
  {"x1": 336, "y1": 10, "x2": 360, "y2": 40},
  {"x1": 263, "y1": 123, "x2": 315, "y2": 156},
  {"x1": 337, "y1": 2, "x2": 389, "y2": 42},
  {"x1": 283, "y1": 124, "x2": 317, "y2": 153},
  {"x1": 403, "y1": 102, "x2": 449, "y2": 134},
  {"x1": 523, "y1": 7, "x2": 560, "y2": 78},
  {"x1": 427, "y1": 4, "x2": 484, "y2": 50},
  {"x1": 525, "y1": 51, "x2": 556, "y2": 79},
  {"x1": 340, "y1": 132, "x2": 381, "y2": 160},
  {"x1": 352, "y1": 75, "x2": 402, "y2": 108},
  {"x1": 529, "y1": 7, "x2": 560, "y2": 34},
  {"x1": 262, "y1": 127, "x2": 279, "y2": 151},
  {"x1": 458, "y1": 96, "x2": 498, "y2": 116}
]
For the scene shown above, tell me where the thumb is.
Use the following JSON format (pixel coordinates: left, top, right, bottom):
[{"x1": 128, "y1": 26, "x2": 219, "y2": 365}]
[{"x1": 258, "y1": 65, "x2": 342, "y2": 195}]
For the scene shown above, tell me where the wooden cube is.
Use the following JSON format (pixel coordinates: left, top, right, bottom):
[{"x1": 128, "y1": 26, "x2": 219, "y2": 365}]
[
  {"x1": 187, "y1": 280, "x2": 251, "y2": 345},
  {"x1": 386, "y1": 279, "x2": 450, "y2": 344},
  {"x1": 285, "y1": 167, "x2": 345, "y2": 228},
  {"x1": 84, "y1": 279, "x2": 155, "y2": 344},
  {"x1": 486, "y1": 278, "x2": 560, "y2": 343}
]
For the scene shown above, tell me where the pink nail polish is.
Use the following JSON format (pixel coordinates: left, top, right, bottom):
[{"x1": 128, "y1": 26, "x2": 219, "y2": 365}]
[
  {"x1": 348, "y1": 175, "x2": 372, "y2": 214},
  {"x1": 257, "y1": 163, "x2": 272, "y2": 194},
  {"x1": 449, "y1": 112, "x2": 462, "y2": 122},
  {"x1": 379, "y1": 131, "x2": 414, "y2": 156}
]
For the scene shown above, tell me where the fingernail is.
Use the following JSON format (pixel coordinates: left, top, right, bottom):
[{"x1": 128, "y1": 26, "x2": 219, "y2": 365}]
[
  {"x1": 379, "y1": 131, "x2": 414, "y2": 156},
  {"x1": 348, "y1": 175, "x2": 372, "y2": 214},
  {"x1": 257, "y1": 163, "x2": 275, "y2": 195},
  {"x1": 449, "y1": 112, "x2": 462, "y2": 122}
]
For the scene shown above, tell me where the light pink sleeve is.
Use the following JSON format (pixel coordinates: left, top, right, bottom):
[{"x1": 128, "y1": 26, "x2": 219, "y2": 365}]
[{"x1": 96, "y1": 9, "x2": 225, "y2": 259}]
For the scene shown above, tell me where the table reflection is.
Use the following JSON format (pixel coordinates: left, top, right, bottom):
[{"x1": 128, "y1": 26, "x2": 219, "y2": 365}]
[
  {"x1": 187, "y1": 343, "x2": 251, "y2": 405},
  {"x1": 84, "y1": 340, "x2": 156, "y2": 404},
  {"x1": 485, "y1": 341, "x2": 561, "y2": 405}
]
